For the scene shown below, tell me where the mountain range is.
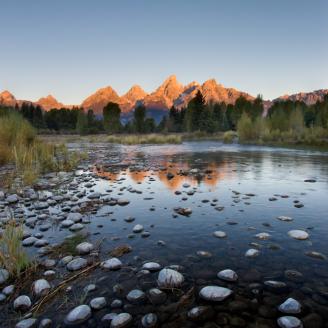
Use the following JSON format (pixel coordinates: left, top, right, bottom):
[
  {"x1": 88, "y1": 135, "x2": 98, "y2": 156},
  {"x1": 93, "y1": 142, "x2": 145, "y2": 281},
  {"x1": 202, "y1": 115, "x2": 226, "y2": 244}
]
[{"x1": 1, "y1": 75, "x2": 327, "y2": 116}]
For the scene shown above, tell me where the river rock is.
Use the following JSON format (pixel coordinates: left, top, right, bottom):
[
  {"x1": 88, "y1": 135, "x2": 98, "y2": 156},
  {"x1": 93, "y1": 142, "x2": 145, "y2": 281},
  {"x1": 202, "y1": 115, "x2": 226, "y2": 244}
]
[
  {"x1": 148, "y1": 288, "x2": 167, "y2": 304},
  {"x1": 76, "y1": 242, "x2": 94, "y2": 255},
  {"x1": 142, "y1": 262, "x2": 162, "y2": 271},
  {"x1": 110, "y1": 313, "x2": 133, "y2": 328},
  {"x1": 101, "y1": 258, "x2": 122, "y2": 270},
  {"x1": 288, "y1": 230, "x2": 309, "y2": 240},
  {"x1": 133, "y1": 224, "x2": 144, "y2": 233},
  {"x1": 13, "y1": 295, "x2": 32, "y2": 311},
  {"x1": 213, "y1": 231, "x2": 227, "y2": 238},
  {"x1": 277, "y1": 316, "x2": 303, "y2": 328},
  {"x1": 66, "y1": 258, "x2": 88, "y2": 271},
  {"x1": 33, "y1": 279, "x2": 51, "y2": 297},
  {"x1": 217, "y1": 269, "x2": 238, "y2": 282},
  {"x1": 245, "y1": 249, "x2": 260, "y2": 258},
  {"x1": 0, "y1": 269, "x2": 9, "y2": 284},
  {"x1": 90, "y1": 296, "x2": 107, "y2": 310},
  {"x1": 15, "y1": 318, "x2": 37, "y2": 328},
  {"x1": 126, "y1": 289, "x2": 146, "y2": 304},
  {"x1": 141, "y1": 313, "x2": 157, "y2": 327},
  {"x1": 277, "y1": 216, "x2": 293, "y2": 222},
  {"x1": 65, "y1": 304, "x2": 92, "y2": 325},
  {"x1": 199, "y1": 286, "x2": 233, "y2": 301},
  {"x1": 255, "y1": 232, "x2": 271, "y2": 240},
  {"x1": 157, "y1": 268, "x2": 184, "y2": 288},
  {"x1": 278, "y1": 298, "x2": 301, "y2": 314}
]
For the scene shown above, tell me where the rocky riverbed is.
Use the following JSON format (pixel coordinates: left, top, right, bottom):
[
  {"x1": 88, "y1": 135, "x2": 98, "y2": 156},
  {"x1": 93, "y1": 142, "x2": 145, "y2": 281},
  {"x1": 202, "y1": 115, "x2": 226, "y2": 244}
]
[{"x1": 0, "y1": 141, "x2": 328, "y2": 328}]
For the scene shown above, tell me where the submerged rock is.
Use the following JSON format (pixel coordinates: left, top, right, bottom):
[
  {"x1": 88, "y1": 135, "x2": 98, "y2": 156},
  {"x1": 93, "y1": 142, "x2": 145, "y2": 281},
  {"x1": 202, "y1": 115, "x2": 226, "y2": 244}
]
[
  {"x1": 288, "y1": 230, "x2": 309, "y2": 240},
  {"x1": 157, "y1": 268, "x2": 184, "y2": 288},
  {"x1": 217, "y1": 269, "x2": 238, "y2": 282},
  {"x1": 199, "y1": 286, "x2": 233, "y2": 301},
  {"x1": 245, "y1": 249, "x2": 260, "y2": 258},
  {"x1": 101, "y1": 258, "x2": 122, "y2": 270},
  {"x1": 141, "y1": 313, "x2": 158, "y2": 327},
  {"x1": 90, "y1": 296, "x2": 107, "y2": 310},
  {"x1": 213, "y1": 231, "x2": 227, "y2": 238},
  {"x1": 126, "y1": 289, "x2": 146, "y2": 304},
  {"x1": 142, "y1": 262, "x2": 161, "y2": 271},
  {"x1": 66, "y1": 258, "x2": 88, "y2": 271},
  {"x1": 76, "y1": 242, "x2": 94, "y2": 255}
]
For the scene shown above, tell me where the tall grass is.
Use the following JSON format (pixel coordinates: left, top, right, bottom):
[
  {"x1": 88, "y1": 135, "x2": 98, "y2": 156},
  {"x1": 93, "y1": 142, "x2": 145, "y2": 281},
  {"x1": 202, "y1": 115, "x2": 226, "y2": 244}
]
[
  {"x1": 106, "y1": 134, "x2": 182, "y2": 145},
  {"x1": 0, "y1": 113, "x2": 81, "y2": 185},
  {"x1": 0, "y1": 220, "x2": 30, "y2": 278}
]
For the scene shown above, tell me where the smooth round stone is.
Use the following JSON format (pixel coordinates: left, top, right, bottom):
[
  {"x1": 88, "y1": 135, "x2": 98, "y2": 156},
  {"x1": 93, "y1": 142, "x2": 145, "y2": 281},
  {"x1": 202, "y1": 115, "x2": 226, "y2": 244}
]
[
  {"x1": 133, "y1": 224, "x2": 144, "y2": 233},
  {"x1": 288, "y1": 230, "x2": 309, "y2": 240},
  {"x1": 264, "y1": 280, "x2": 287, "y2": 292},
  {"x1": 84, "y1": 284, "x2": 96, "y2": 293},
  {"x1": 39, "y1": 318, "x2": 52, "y2": 328},
  {"x1": 32, "y1": 279, "x2": 51, "y2": 297},
  {"x1": 199, "y1": 286, "x2": 233, "y2": 301},
  {"x1": 213, "y1": 231, "x2": 227, "y2": 238},
  {"x1": 67, "y1": 212, "x2": 82, "y2": 222},
  {"x1": 0, "y1": 293, "x2": 6, "y2": 302},
  {"x1": 278, "y1": 298, "x2": 301, "y2": 314},
  {"x1": 22, "y1": 237, "x2": 38, "y2": 247},
  {"x1": 255, "y1": 232, "x2": 271, "y2": 240},
  {"x1": 66, "y1": 258, "x2": 88, "y2": 271},
  {"x1": 60, "y1": 219, "x2": 74, "y2": 228},
  {"x1": 157, "y1": 268, "x2": 184, "y2": 288},
  {"x1": 76, "y1": 242, "x2": 94, "y2": 255},
  {"x1": 305, "y1": 251, "x2": 326, "y2": 260},
  {"x1": 141, "y1": 313, "x2": 157, "y2": 327},
  {"x1": 126, "y1": 289, "x2": 146, "y2": 304},
  {"x1": 102, "y1": 313, "x2": 118, "y2": 324},
  {"x1": 90, "y1": 296, "x2": 107, "y2": 310},
  {"x1": 142, "y1": 262, "x2": 161, "y2": 271},
  {"x1": 187, "y1": 306, "x2": 210, "y2": 320},
  {"x1": 101, "y1": 258, "x2": 122, "y2": 270},
  {"x1": 15, "y1": 318, "x2": 37, "y2": 328},
  {"x1": 277, "y1": 216, "x2": 293, "y2": 222},
  {"x1": 277, "y1": 316, "x2": 303, "y2": 328},
  {"x1": 0, "y1": 269, "x2": 9, "y2": 284},
  {"x1": 13, "y1": 295, "x2": 32, "y2": 311},
  {"x1": 111, "y1": 299, "x2": 123, "y2": 308},
  {"x1": 148, "y1": 288, "x2": 167, "y2": 304},
  {"x1": 43, "y1": 270, "x2": 56, "y2": 278},
  {"x1": 110, "y1": 313, "x2": 133, "y2": 328},
  {"x1": 117, "y1": 199, "x2": 130, "y2": 206},
  {"x1": 34, "y1": 239, "x2": 49, "y2": 247},
  {"x1": 2, "y1": 284, "x2": 14, "y2": 295},
  {"x1": 69, "y1": 223, "x2": 85, "y2": 231},
  {"x1": 217, "y1": 269, "x2": 238, "y2": 282},
  {"x1": 65, "y1": 304, "x2": 92, "y2": 325},
  {"x1": 59, "y1": 255, "x2": 73, "y2": 267},
  {"x1": 245, "y1": 249, "x2": 260, "y2": 258}
]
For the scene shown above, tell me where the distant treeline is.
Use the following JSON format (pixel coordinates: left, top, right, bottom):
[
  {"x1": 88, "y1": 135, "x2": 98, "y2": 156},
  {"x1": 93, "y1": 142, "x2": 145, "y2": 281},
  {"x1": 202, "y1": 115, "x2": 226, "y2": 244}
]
[{"x1": 1, "y1": 92, "x2": 328, "y2": 142}]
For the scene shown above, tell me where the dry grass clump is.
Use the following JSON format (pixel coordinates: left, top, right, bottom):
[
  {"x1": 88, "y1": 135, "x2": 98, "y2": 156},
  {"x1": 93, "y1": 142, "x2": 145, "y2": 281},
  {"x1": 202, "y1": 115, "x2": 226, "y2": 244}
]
[{"x1": 0, "y1": 220, "x2": 31, "y2": 278}]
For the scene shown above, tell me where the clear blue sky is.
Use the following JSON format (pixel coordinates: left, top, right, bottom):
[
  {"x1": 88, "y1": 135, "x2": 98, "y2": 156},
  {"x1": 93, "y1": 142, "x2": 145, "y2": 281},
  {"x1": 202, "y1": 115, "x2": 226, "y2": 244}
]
[{"x1": 0, "y1": 0, "x2": 327, "y2": 104}]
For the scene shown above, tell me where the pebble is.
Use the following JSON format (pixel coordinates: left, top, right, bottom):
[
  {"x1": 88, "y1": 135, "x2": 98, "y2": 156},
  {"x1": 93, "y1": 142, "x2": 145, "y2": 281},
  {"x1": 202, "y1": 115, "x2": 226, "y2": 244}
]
[
  {"x1": 126, "y1": 289, "x2": 146, "y2": 304},
  {"x1": 15, "y1": 318, "x2": 37, "y2": 328},
  {"x1": 32, "y1": 279, "x2": 51, "y2": 297},
  {"x1": 90, "y1": 296, "x2": 107, "y2": 310},
  {"x1": 217, "y1": 269, "x2": 238, "y2": 282},
  {"x1": 13, "y1": 295, "x2": 32, "y2": 311},
  {"x1": 199, "y1": 286, "x2": 233, "y2": 301},
  {"x1": 64, "y1": 304, "x2": 92, "y2": 325},
  {"x1": 110, "y1": 313, "x2": 133, "y2": 328},
  {"x1": 0, "y1": 269, "x2": 9, "y2": 284},
  {"x1": 141, "y1": 313, "x2": 158, "y2": 327},
  {"x1": 133, "y1": 224, "x2": 144, "y2": 233},
  {"x1": 245, "y1": 249, "x2": 260, "y2": 258},
  {"x1": 142, "y1": 262, "x2": 162, "y2": 271},
  {"x1": 213, "y1": 231, "x2": 227, "y2": 238},
  {"x1": 277, "y1": 316, "x2": 303, "y2": 328},
  {"x1": 278, "y1": 298, "x2": 301, "y2": 314},
  {"x1": 101, "y1": 258, "x2": 122, "y2": 270},
  {"x1": 288, "y1": 230, "x2": 309, "y2": 240},
  {"x1": 157, "y1": 268, "x2": 184, "y2": 288},
  {"x1": 66, "y1": 258, "x2": 88, "y2": 271},
  {"x1": 76, "y1": 242, "x2": 94, "y2": 255}
]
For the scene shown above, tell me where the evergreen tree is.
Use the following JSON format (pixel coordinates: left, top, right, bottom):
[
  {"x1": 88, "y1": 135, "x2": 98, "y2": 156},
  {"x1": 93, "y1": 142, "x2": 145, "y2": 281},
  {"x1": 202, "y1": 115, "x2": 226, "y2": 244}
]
[
  {"x1": 103, "y1": 102, "x2": 121, "y2": 134},
  {"x1": 134, "y1": 105, "x2": 146, "y2": 133}
]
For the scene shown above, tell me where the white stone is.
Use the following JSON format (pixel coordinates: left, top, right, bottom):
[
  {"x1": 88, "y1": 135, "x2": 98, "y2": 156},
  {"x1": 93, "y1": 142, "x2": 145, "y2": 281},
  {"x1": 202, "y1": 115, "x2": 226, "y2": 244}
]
[
  {"x1": 288, "y1": 230, "x2": 309, "y2": 240},
  {"x1": 217, "y1": 269, "x2": 238, "y2": 282},
  {"x1": 277, "y1": 316, "x2": 303, "y2": 328},
  {"x1": 157, "y1": 268, "x2": 184, "y2": 288},
  {"x1": 199, "y1": 286, "x2": 233, "y2": 301},
  {"x1": 277, "y1": 216, "x2": 293, "y2": 222},
  {"x1": 213, "y1": 231, "x2": 227, "y2": 238},
  {"x1": 13, "y1": 295, "x2": 32, "y2": 311},
  {"x1": 255, "y1": 232, "x2": 271, "y2": 240},
  {"x1": 76, "y1": 242, "x2": 94, "y2": 255},
  {"x1": 33, "y1": 279, "x2": 51, "y2": 297},
  {"x1": 65, "y1": 304, "x2": 92, "y2": 325},
  {"x1": 142, "y1": 262, "x2": 161, "y2": 271},
  {"x1": 101, "y1": 258, "x2": 122, "y2": 270},
  {"x1": 245, "y1": 248, "x2": 260, "y2": 258},
  {"x1": 133, "y1": 224, "x2": 144, "y2": 233},
  {"x1": 110, "y1": 313, "x2": 133, "y2": 328},
  {"x1": 278, "y1": 298, "x2": 301, "y2": 314}
]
